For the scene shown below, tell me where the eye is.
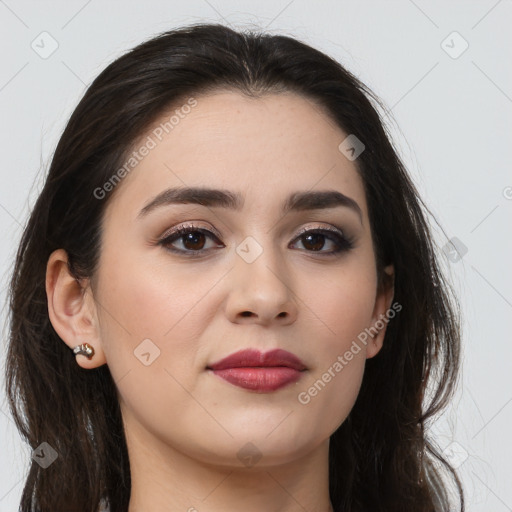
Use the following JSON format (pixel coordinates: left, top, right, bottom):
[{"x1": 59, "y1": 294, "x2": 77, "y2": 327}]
[
  {"x1": 290, "y1": 227, "x2": 354, "y2": 255},
  {"x1": 158, "y1": 223, "x2": 354, "y2": 257},
  {"x1": 158, "y1": 224, "x2": 223, "y2": 255}
]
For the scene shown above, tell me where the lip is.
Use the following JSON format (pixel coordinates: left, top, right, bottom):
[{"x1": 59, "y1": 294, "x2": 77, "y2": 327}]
[{"x1": 207, "y1": 349, "x2": 307, "y2": 393}]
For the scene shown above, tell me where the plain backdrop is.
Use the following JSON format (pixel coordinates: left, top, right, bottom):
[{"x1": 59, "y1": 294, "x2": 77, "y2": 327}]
[{"x1": 0, "y1": 1, "x2": 511, "y2": 510}]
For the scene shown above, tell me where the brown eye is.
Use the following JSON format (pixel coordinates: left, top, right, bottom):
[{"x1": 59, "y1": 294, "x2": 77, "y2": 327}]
[
  {"x1": 290, "y1": 228, "x2": 354, "y2": 255},
  {"x1": 180, "y1": 231, "x2": 207, "y2": 251},
  {"x1": 159, "y1": 224, "x2": 353, "y2": 258},
  {"x1": 159, "y1": 226, "x2": 223, "y2": 255},
  {"x1": 301, "y1": 232, "x2": 327, "y2": 251}
]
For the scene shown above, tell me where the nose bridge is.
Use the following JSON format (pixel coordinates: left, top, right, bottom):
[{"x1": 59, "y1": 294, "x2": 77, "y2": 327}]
[
  {"x1": 234, "y1": 232, "x2": 285, "y2": 286},
  {"x1": 228, "y1": 231, "x2": 297, "y2": 323}
]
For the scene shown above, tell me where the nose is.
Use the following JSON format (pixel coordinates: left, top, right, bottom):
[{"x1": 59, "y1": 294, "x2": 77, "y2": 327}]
[{"x1": 224, "y1": 241, "x2": 298, "y2": 326}]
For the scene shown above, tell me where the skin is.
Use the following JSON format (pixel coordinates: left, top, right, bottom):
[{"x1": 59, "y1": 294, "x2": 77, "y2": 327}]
[{"x1": 46, "y1": 91, "x2": 394, "y2": 512}]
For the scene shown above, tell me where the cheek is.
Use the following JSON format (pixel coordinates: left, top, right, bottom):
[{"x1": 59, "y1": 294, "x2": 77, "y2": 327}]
[
  {"x1": 94, "y1": 247, "x2": 234, "y2": 395},
  {"x1": 292, "y1": 260, "x2": 376, "y2": 428},
  {"x1": 301, "y1": 259, "x2": 377, "y2": 349},
  {"x1": 297, "y1": 350, "x2": 366, "y2": 419},
  {"x1": 97, "y1": 246, "x2": 217, "y2": 339},
  {"x1": 293, "y1": 298, "x2": 372, "y2": 444},
  {"x1": 94, "y1": 255, "x2": 214, "y2": 438}
]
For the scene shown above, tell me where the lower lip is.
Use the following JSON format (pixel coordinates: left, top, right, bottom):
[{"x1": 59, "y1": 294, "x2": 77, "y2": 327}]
[{"x1": 210, "y1": 367, "x2": 303, "y2": 392}]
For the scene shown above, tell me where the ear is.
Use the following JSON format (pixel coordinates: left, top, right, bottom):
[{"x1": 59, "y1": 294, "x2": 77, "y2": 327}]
[
  {"x1": 45, "y1": 249, "x2": 107, "y2": 369},
  {"x1": 366, "y1": 264, "x2": 395, "y2": 359}
]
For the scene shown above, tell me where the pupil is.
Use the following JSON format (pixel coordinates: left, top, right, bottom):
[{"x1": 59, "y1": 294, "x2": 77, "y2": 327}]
[
  {"x1": 184, "y1": 232, "x2": 205, "y2": 250},
  {"x1": 304, "y1": 233, "x2": 324, "y2": 251}
]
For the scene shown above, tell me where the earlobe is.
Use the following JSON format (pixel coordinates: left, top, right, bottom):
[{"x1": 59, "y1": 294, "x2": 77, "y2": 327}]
[
  {"x1": 366, "y1": 264, "x2": 395, "y2": 359},
  {"x1": 45, "y1": 249, "x2": 106, "y2": 369}
]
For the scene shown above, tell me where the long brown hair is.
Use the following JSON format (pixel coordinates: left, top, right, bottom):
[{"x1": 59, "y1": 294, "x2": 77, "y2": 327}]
[{"x1": 4, "y1": 23, "x2": 464, "y2": 511}]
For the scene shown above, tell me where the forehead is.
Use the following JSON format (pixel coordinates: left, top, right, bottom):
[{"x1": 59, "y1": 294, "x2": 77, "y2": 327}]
[{"x1": 104, "y1": 90, "x2": 368, "y2": 221}]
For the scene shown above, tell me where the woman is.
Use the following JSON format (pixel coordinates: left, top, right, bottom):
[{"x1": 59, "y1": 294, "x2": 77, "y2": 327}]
[{"x1": 4, "y1": 23, "x2": 464, "y2": 511}]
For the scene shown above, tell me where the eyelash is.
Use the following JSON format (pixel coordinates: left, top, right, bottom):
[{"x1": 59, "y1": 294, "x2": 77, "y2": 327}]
[{"x1": 158, "y1": 223, "x2": 354, "y2": 258}]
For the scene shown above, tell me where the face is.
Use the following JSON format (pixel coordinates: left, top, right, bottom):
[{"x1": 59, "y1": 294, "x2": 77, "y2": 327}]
[{"x1": 57, "y1": 91, "x2": 394, "y2": 469}]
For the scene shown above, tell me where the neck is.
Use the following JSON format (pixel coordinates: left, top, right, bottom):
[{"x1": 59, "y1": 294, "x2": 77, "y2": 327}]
[{"x1": 125, "y1": 420, "x2": 334, "y2": 512}]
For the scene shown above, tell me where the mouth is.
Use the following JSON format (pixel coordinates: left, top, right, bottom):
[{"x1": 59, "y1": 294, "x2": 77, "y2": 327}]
[{"x1": 206, "y1": 348, "x2": 307, "y2": 393}]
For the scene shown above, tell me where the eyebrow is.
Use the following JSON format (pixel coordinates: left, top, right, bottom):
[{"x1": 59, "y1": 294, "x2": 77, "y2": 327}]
[{"x1": 137, "y1": 186, "x2": 363, "y2": 222}]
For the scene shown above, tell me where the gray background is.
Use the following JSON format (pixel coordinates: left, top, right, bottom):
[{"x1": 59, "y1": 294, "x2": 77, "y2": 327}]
[{"x1": 1, "y1": 1, "x2": 511, "y2": 510}]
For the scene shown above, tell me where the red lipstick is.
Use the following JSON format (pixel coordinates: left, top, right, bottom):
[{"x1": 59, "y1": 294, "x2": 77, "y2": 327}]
[{"x1": 207, "y1": 349, "x2": 306, "y2": 392}]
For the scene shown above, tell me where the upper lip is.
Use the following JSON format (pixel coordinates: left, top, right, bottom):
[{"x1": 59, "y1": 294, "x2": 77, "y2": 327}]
[{"x1": 207, "y1": 348, "x2": 307, "y2": 371}]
